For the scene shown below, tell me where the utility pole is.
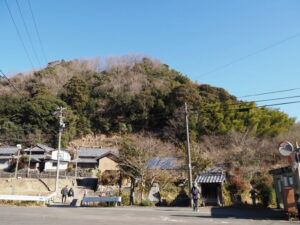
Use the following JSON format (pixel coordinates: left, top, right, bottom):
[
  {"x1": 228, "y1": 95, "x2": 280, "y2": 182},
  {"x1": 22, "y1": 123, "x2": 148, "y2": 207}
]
[
  {"x1": 184, "y1": 102, "x2": 193, "y2": 207},
  {"x1": 27, "y1": 147, "x2": 32, "y2": 178},
  {"x1": 75, "y1": 147, "x2": 78, "y2": 180},
  {"x1": 54, "y1": 107, "x2": 66, "y2": 193},
  {"x1": 14, "y1": 144, "x2": 22, "y2": 178}
]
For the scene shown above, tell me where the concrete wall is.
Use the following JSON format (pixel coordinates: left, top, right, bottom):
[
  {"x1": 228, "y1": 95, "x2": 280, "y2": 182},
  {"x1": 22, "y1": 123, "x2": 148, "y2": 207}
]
[
  {"x1": 0, "y1": 160, "x2": 10, "y2": 170},
  {"x1": 44, "y1": 160, "x2": 68, "y2": 171},
  {"x1": 98, "y1": 157, "x2": 119, "y2": 172},
  {"x1": 0, "y1": 178, "x2": 73, "y2": 195}
]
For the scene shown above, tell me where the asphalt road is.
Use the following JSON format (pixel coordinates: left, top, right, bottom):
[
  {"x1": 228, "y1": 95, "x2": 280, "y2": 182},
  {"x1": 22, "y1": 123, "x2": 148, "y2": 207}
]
[{"x1": 0, "y1": 206, "x2": 295, "y2": 225}]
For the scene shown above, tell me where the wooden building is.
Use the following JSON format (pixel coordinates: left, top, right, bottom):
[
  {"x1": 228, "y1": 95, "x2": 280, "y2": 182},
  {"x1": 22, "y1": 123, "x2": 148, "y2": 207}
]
[{"x1": 195, "y1": 170, "x2": 225, "y2": 206}]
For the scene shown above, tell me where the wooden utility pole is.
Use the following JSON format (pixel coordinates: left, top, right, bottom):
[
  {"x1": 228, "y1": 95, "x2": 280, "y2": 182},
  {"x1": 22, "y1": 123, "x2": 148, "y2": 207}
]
[
  {"x1": 54, "y1": 107, "x2": 66, "y2": 193},
  {"x1": 184, "y1": 102, "x2": 193, "y2": 207},
  {"x1": 14, "y1": 144, "x2": 22, "y2": 178},
  {"x1": 27, "y1": 147, "x2": 32, "y2": 177}
]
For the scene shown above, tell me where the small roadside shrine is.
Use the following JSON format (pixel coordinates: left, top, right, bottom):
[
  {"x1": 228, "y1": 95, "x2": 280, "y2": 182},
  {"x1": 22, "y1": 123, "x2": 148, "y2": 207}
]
[
  {"x1": 195, "y1": 170, "x2": 226, "y2": 206},
  {"x1": 269, "y1": 141, "x2": 300, "y2": 218},
  {"x1": 269, "y1": 165, "x2": 300, "y2": 210}
]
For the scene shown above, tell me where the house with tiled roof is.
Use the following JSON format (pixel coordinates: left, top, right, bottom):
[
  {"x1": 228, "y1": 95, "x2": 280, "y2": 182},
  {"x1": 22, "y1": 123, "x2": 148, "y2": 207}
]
[
  {"x1": 0, "y1": 146, "x2": 19, "y2": 170},
  {"x1": 24, "y1": 144, "x2": 71, "y2": 172},
  {"x1": 73, "y1": 148, "x2": 119, "y2": 172}
]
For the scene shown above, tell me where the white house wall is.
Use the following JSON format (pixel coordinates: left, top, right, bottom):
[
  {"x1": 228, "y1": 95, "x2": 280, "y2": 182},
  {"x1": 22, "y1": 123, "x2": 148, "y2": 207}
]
[
  {"x1": 51, "y1": 150, "x2": 71, "y2": 162},
  {"x1": 44, "y1": 161, "x2": 68, "y2": 171}
]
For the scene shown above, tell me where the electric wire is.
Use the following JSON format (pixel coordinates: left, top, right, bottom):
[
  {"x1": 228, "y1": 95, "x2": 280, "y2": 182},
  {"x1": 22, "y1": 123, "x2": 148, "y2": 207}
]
[
  {"x1": 27, "y1": 0, "x2": 48, "y2": 64},
  {"x1": 0, "y1": 70, "x2": 22, "y2": 96},
  {"x1": 198, "y1": 32, "x2": 300, "y2": 79},
  {"x1": 4, "y1": 0, "x2": 35, "y2": 69},
  {"x1": 188, "y1": 100, "x2": 300, "y2": 116},
  {"x1": 238, "y1": 87, "x2": 300, "y2": 98},
  {"x1": 253, "y1": 95, "x2": 300, "y2": 103},
  {"x1": 15, "y1": 0, "x2": 42, "y2": 68}
]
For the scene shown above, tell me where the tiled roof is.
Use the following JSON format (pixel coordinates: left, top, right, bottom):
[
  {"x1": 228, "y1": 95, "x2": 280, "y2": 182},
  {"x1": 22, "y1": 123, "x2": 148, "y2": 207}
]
[
  {"x1": 195, "y1": 172, "x2": 225, "y2": 184},
  {"x1": 147, "y1": 157, "x2": 180, "y2": 170},
  {"x1": 0, "y1": 146, "x2": 18, "y2": 155},
  {"x1": 78, "y1": 148, "x2": 118, "y2": 158},
  {"x1": 269, "y1": 166, "x2": 292, "y2": 175},
  {"x1": 29, "y1": 154, "x2": 46, "y2": 162},
  {"x1": 72, "y1": 158, "x2": 98, "y2": 164},
  {"x1": 0, "y1": 156, "x2": 15, "y2": 159},
  {"x1": 36, "y1": 144, "x2": 54, "y2": 152}
]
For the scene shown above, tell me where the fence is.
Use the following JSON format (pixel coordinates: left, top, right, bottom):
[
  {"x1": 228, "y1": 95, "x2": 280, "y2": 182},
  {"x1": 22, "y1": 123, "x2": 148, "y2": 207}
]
[{"x1": 0, "y1": 171, "x2": 94, "y2": 179}]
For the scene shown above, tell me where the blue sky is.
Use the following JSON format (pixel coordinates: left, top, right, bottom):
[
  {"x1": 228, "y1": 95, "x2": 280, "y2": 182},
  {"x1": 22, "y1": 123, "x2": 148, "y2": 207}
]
[{"x1": 1, "y1": 0, "x2": 300, "y2": 120}]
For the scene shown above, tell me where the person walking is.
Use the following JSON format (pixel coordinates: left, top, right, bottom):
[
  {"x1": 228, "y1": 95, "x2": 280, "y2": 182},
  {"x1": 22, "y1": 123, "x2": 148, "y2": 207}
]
[
  {"x1": 61, "y1": 185, "x2": 68, "y2": 203},
  {"x1": 191, "y1": 182, "x2": 201, "y2": 212}
]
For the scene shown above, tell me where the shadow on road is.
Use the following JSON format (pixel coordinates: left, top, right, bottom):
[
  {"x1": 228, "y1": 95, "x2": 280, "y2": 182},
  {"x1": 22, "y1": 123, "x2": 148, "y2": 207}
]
[{"x1": 172, "y1": 206, "x2": 286, "y2": 220}]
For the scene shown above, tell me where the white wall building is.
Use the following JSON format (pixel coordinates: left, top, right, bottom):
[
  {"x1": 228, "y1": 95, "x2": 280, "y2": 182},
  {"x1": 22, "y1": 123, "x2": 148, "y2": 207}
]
[{"x1": 44, "y1": 149, "x2": 71, "y2": 171}]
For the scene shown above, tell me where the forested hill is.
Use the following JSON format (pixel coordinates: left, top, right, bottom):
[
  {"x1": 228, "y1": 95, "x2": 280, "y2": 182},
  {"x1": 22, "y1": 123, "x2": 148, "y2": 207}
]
[{"x1": 0, "y1": 57, "x2": 295, "y2": 147}]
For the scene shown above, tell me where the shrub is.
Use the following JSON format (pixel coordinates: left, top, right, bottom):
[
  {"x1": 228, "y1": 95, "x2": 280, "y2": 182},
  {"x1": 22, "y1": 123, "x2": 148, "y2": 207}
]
[
  {"x1": 121, "y1": 193, "x2": 130, "y2": 206},
  {"x1": 222, "y1": 184, "x2": 232, "y2": 206},
  {"x1": 226, "y1": 177, "x2": 249, "y2": 202},
  {"x1": 251, "y1": 173, "x2": 274, "y2": 207},
  {"x1": 141, "y1": 200, "x2": 152, "y2": 206},
  {"x1": 99, "y1": 170, "x2": 120, "y2": 185},
  {"x1": 256, "y1": 183, "x2": 273, "y2": 207}
]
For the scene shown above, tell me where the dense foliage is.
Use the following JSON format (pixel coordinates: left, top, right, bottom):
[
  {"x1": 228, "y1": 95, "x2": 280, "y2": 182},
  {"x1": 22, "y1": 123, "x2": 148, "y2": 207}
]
[{"x1": 0, "y1": 57, "x2": 295, "y2": 147}]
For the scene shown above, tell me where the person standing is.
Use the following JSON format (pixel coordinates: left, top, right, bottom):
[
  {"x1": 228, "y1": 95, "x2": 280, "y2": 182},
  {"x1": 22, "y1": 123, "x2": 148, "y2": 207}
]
[
  {"x1": 250, "y1": 189, "x2": 257, "y2": 206},
  {"x1": 61, "y1": 185, "x2": 68, "y2": 203},
  {"x1": 191, "y1": 182, "x2": 201, "y2": 212},
  {"x1": 68, "y1": 187, "x2": 74, "y2": 199}
]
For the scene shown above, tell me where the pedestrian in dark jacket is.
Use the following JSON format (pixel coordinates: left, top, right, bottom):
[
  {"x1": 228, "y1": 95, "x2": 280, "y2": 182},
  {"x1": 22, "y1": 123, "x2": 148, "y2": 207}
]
[
  {"x1": 61, "y1": 185, "x2": 68, "y2": 203},
  {"x1": 190, "y1": 182, "x2": 200, "y2": 212},
  {"x1": 68, "y1": 187, "x2": 74, "y2": 198}
]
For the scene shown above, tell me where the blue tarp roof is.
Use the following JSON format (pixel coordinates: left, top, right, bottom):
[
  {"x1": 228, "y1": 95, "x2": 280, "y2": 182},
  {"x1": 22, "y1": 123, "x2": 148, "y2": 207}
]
[{"x1": 147, "y1": 157, "x2": 180, "y2": 170}]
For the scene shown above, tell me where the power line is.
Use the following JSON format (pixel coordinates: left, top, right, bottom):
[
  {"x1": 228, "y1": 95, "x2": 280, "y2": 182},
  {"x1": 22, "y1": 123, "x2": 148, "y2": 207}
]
[
  {"x1": 189, "y1": 100, "x2": 300, "y2": 116},
  {"x1": 191, "y1": 94, "x2": 300, "y2": 110},
  {"x1": 238, "y1": 87, "x2": 300, "y2": 98},
  {"x1": 15, "y1": 0, "x2": 42, "y2": 68},
  {"x1": 4, "y1": 0, "x2": 35, "y2": 69},
  {"x1": 254, "y1": 95, "x2": 300, "y2": 103},
  {"x1": 27, "y1": 0, "x2": 48, "y2": 64},
  {"x1": 198, "y1": 32, "x2": 300, "y2": 79},
  {"x1": 0, "y1": 70, "x2": 22, "y2": 96}
]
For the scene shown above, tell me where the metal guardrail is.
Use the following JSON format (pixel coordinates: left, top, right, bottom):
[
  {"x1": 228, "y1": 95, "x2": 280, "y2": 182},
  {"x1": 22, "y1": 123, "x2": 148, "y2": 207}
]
[
  {"x1": 82, "y1": 196, "x2": 122, "y2": 206},
  {"x1": 0, "y1": 192, "x2": 56, "y2": 204},
  {"x1": 83, "y1": 196, "x2": 122, "y2": 203}
]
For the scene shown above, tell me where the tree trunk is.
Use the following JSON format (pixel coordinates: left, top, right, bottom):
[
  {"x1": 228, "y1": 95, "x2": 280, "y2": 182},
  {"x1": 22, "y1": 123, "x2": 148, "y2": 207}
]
[
  {"x1": 118, "y1": 171, "x2": 122, "y2": 196},
  {"x1": 130, "y1": 177, "x2": 135, "y2": 205}
]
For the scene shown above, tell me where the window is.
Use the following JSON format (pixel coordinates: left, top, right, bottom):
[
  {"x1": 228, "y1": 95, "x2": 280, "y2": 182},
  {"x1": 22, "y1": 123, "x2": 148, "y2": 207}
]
[
  {"x1": 289, "y1": 177, "x2": 294, "y2": 185},
  {"x1": 283, "y1": 176, "x2": 289, "y2": 186},
  {"x1": 52, "y1": 162, "x2": 57, "y2": 167},
  {"x1": 277, "y1": 179, "x2": 282, "y2": 192}
]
